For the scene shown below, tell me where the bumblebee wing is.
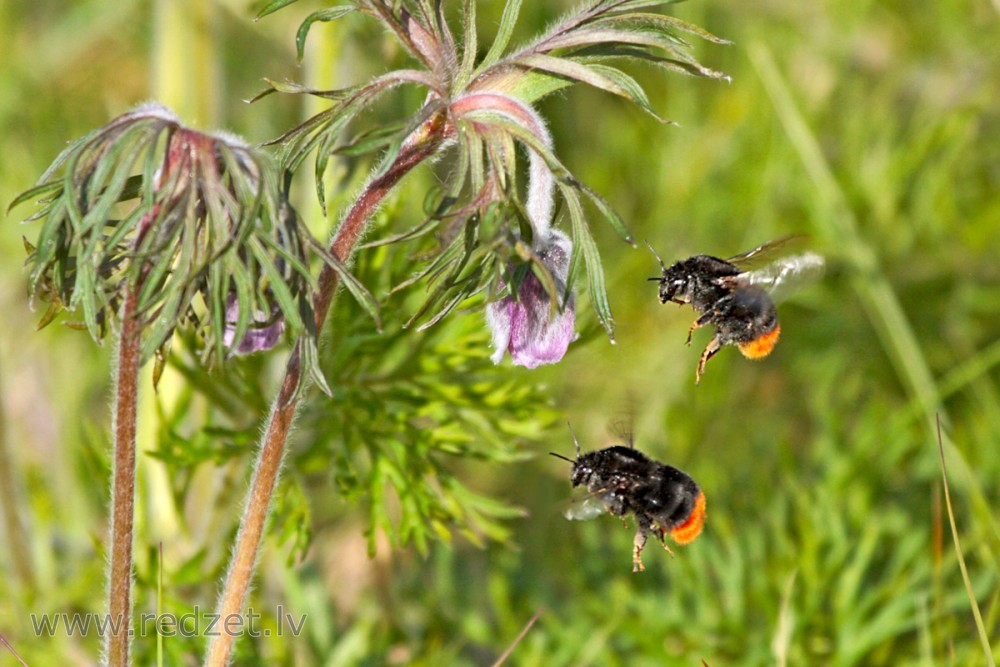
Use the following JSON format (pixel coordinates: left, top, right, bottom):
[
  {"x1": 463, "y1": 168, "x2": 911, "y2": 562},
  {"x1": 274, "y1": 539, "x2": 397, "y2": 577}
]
[
  {"x1": 725, "y1": 235, "x2": 808, "y2": 270},
  {"x1": 564, "y1": 496, "x2": 610, "y2": 521},
  {"x1": 608, "y1": 415, "x2": 636, "y2": 449},
  {"x1": 731, "y1": 252, "x2": 825, "y2": 302}
]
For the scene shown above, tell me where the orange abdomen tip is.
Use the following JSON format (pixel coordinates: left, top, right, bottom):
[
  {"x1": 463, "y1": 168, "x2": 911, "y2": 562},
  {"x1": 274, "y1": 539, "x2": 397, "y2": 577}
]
[
  {"x1": 669, "y1": 490, "x2": 706, "y2": 545},
  {"x1": 738, "y1": 324, "x2": 781, "y2": 360}
]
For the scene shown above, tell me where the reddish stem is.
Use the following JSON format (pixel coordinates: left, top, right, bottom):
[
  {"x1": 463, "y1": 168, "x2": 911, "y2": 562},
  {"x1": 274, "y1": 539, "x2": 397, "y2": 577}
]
[
  {"x1": 105, "y1": 288, "x2": 141, "y2": 667},
  {"x1": 205, "y1": 114, "x2": 447, "y2": 667},
  {"x1": 105, "y1": 189, "x2": 165, "y2": 665}
]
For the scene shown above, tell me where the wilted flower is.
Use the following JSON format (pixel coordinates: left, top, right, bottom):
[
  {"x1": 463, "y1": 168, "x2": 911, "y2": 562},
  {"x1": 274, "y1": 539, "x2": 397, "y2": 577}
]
[
  {"x1": 487, "y1": 229, "x2": 576, "y2": 369},
  {"x1": 224, "y1": 293, "x2": 285, "y2": 354},
  {"x1": 13, "y1": 102, "x2": 320, "y2": 375}
]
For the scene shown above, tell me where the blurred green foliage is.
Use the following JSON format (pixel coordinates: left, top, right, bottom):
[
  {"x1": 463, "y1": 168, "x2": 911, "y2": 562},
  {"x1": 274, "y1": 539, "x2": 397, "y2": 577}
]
[{"x1": 1, "y1": 0, "x2": 998, "y2": 665}]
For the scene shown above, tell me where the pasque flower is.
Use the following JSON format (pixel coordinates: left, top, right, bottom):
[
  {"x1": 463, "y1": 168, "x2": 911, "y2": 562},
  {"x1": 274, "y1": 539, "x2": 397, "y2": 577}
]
[
  {"x1": 479, "y1": 94, "x2": 577, "y2": 368},
  {"x1": 263, "y1": 1, "x2": 729, "y2": 370},
  {"x1": 487, "y1": 229, "x2": 576, "y2": 369},
  {"x1": 15, "y1": 102, "x2": 318, "y2": 369}
]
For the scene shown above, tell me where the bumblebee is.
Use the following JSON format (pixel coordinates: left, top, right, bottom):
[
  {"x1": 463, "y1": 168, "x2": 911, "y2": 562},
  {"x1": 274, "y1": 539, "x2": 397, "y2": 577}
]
[
  {"x1": 552, "y1": 427, "x2": 705, "y2": 572},
  {"x1": 647, "y1": 237, "x2": 823, "y2": 384}
]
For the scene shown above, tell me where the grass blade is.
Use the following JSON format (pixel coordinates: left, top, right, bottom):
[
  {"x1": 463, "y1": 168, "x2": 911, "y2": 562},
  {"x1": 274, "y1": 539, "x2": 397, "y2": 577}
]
[{"x1": 936, "y1": 415, "x2": 996, "y2": 667}]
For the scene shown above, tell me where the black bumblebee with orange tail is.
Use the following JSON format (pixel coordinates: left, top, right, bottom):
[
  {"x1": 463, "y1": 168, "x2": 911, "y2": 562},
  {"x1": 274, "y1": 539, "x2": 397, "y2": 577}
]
[
  {"x1": 647, "y1": 237, "x2": 824, "y2": 384},
  {"x1": 551, "y1": 426, "x2": 705, "y2": 572}
]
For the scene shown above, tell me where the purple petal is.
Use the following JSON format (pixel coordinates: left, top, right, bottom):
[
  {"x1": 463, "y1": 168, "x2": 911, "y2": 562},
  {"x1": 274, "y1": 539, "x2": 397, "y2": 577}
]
[
  {"x1": 486, "y1": 298, "x2": 514, "y2": 365},
  {"x1": 508, "y1": 289, "x2": 575, "y2": 368},
  {"x1": 486, "y1": 230, "x2": 576, "y2": 368},
  {"x1": 224, "y1": 293, "x2": 285, "y2": 354}
]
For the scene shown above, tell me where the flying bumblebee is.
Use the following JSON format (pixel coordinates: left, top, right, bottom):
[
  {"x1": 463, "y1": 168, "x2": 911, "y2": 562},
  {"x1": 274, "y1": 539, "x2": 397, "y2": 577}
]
[
  {"x1": 551, "y1": 426, "x2": 705, "y2": 572},
  {"x1": 646, "y1": 237, "x2": 824, "y2": 384}
]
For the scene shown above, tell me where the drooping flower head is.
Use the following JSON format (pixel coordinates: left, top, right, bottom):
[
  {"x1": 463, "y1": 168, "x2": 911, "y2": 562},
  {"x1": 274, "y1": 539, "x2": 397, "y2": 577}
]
[
  {"x1": 487, "y1": 228, "x2": 576, "y2": 369},
  {"x1": 12, "y1": 102, "x2": 325, "y2": 385}
]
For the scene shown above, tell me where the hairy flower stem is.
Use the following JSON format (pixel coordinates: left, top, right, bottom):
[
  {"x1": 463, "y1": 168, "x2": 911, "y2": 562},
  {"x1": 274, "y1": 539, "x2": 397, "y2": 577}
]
[
  {"x1": 105, "y1": 288, "x2": 141, "y2": 667},
  {"x1": 205, "y1": 115, "x2": 446, "y2": 667},
  {"x1": 105, "y1": 197, "x2": 162, "y2": 666}
]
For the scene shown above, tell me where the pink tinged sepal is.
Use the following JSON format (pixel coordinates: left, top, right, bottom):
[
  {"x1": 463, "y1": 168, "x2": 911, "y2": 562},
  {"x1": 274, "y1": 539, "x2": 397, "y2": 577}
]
[
  {"x1": 223, "y1": 293, "x2": 285, "y2": 355},
  {"x1": 487, "y1": 230, "x2": 577, "y2": 369}
]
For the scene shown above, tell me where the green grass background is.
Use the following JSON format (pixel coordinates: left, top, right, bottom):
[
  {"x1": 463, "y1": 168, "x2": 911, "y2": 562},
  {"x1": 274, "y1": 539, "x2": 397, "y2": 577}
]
[{"x1": 1, "y1": 0, "x2": 999, "y2": 664}]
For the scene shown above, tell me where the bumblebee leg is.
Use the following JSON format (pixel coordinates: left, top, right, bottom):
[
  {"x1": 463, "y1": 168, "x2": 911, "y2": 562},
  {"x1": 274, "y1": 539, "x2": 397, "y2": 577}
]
[
  {"x1": 633, "y1": 515, "x2": 657, "y2": 572},
  {"x1": 632, "y1": 528, "x2": 648, "y2": 573},
  {"x1": 686, "y1": 313, "x2": 713, "y2": 346},
  {"x1": 685, "y1": 321, "x2": 698, "y2": 346},
  {"x1": 661, "y1": 538, "x2": 675, "y2": 557},
  {"x1": 696, "y1": 335, "x2": 722, "y2": 385},
  {"x1": 654, "y1": 526, "x2": 675, "y2": 557}
]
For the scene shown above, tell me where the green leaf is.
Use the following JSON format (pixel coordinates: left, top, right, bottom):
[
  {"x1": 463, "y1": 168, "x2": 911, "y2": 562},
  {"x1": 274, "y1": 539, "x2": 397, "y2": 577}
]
[
  {"x1": 333, "y1": 122, "x2": 406, "y2": 157},
  {"x1": 516, "y1": 54, "x2": 670, "y2": 123},
  {"x1": 644, "y1": 54, "x2": 730, "y2": 79},
  {"x1": 307, "y1": 236, "x2": 382, "y2": 332},
  {"x1": 301, "y1": 336, "x2": 331, "y2": 396},
  {"x1": 247, "y1": 237, "x2": 304, "y2": 332},
  {"x1": 358, "y1": 215, "x2": 440, "y2": 250},
  {"x1": 455, "y1": 0, "x2": 478, "y2": 89},
  {"x1": 578, "y1": 180, "x2": 633, "y2": 244},
  {"x1": 271, "y1": 70, "x2": 433, "y2": 193},
  {"x1": 255, "y1": 78, "x2": 363, "y2": 102},
  {"x1": 414, "y1": 278, "x2": 484, "y2": 331},
  {"x1": 546, "y1": 27, "x2": 699, "y2": 65},
  {"x1": 142, "y1": 284, "x2": 183, "y2": 361},
  {"x1": 35, "y1": 125, "x2": 102, "y2": 185},
  {"x1": 593, "y1": 0, "x2": 681, "y2": 14},
  {"x1": 410, "y1": 226, "x2": 507, "y2": 331},
  {"x1": 254, "y1": 0, "x2": 303, "y2": 21},
  {"x1": 476, "y1": 0, "x2": 523, "y2": 74},
  {"x1": 7, "y1": 180, "x2": 63, "y2": 214},
  {"x1": 494, "y1": 69, "x2": 578, "y2": 104},
  {"x1": 401, "y1": 229, "x2": 487, "y2": 329},
  {"x1": 457, "y1": 108, "x2": 572, "y2": 183},
  {"x1": 296, "y1": 7, "x2": 355, "y2": 62},
  {"x1": 372, "y1": 99, "x2": 445, "y2": 181},
  {"x1": 462, "y1": 126, "x2": 486, "y2": 196},
  {"x1": 388, "y1": 230, "x2": 463, "y2": 297},
  {"x1": 474, "y1": 4, "x2": 729, "y2": 100},
  {"x1": 590, "y1": 11, "x2": 732, "y2": 45},
  {"x1": 587, "y1": 62, "x2": 672, "y2": 122},
  {"x1": 35, "y1": 300, "x2": 63, "y2": 331},
  {"x1": 561, "y1": 184, "x2": 614, "y2": 340}
]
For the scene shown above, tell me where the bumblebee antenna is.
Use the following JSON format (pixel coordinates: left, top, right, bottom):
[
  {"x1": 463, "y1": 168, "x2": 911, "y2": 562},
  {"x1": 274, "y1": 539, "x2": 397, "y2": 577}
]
[
  {"x1": 644, "y1": 240, "x2": 667, "y2": 278},
  {"x1": 548, "y1": 451, "x2": 574, "y2": 463},
  {"x1": 566, "y1": 421, "x2": 582, "y2": 458}
]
